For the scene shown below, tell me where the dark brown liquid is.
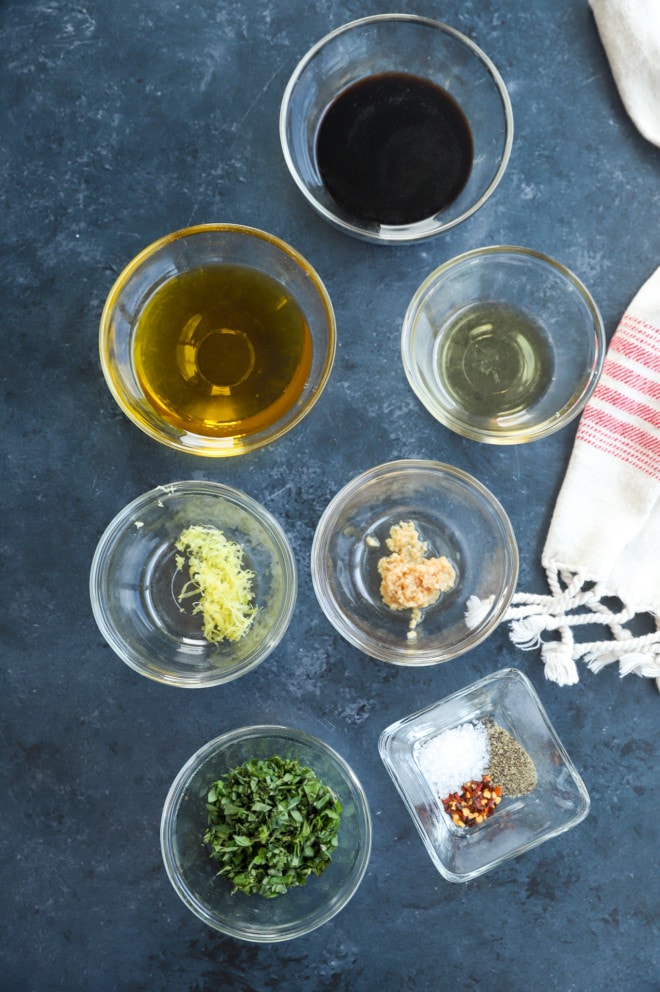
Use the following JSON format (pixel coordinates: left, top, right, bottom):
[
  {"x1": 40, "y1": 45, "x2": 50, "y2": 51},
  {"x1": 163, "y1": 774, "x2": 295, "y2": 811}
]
[{"x1": 316, "y1": 72, "x2": 473, "y2": 226}]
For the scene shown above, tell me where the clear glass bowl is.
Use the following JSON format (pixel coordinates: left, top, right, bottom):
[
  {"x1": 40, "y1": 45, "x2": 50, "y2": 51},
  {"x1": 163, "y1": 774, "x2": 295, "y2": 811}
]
[
  {"x1": 311, "y1": 460, "x2": 518, "y2": 665},
  {"x1": 89, "y1": 481, "x2": 296, "y2": 687},
  {"x1": 160, "y1": 725, "x2": 372, "y2": 941},
  {"x1": 402, "y1": 245, "x2": 605, "y2": 443},
  {"x1": 99, "y1": 224, "x2": 336, "y2": 456},
  {"x1": 379, "y1": 668, "x2": 590, "y2": 882},
  {"x1": 280, "y1": 14, "x2": 513, "y2": 244}
]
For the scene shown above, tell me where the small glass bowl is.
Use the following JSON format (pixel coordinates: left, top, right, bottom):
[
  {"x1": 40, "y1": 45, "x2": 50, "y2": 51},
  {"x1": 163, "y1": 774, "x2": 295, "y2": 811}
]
[
  {"x1": 402, "y1": 245, "x2": 605, "y2": 443},
  {"x1": 379, "y1": 668, "x2": 590, "y2": 882},
  {"x1": 99, "y1": 224, "x2": 336, "y2": 456},
  {"x1": 89, "y1": 481, "x2": 296, "y2": 687},
  {"x1": 378, "y1": 668, "x2": 590, "y2": 882},
  {"x1": 160, "y1": 725, "x2": 372, "y2": 941},
  {"x1": 280, "y1": 14, "x2": 513, "y2": 244},
  {"x1": 311, "y1": 460, "x2": 518, "y2": 665}
]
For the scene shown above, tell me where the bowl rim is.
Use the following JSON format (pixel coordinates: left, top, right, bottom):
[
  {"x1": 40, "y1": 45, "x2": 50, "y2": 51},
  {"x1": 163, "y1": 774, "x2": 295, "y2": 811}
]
[
  {"x1": 99, "y1": 223, "x2": 336, "y2": 457},
  {"x1": 310, "y1": 458, "x2": 519, "y2": 665},
  {"x1": 89, "y1": 480, "x2": 298, "y2": 688},
  {"x1": 401, "y1": 244, "x2": 607, "y2": 443},
  {"x1": 160, "y1": 724, "x2": 373, "y2": 941},
  {"x1": 279, "y1": 13, "x2": 514, "y2": 244}
]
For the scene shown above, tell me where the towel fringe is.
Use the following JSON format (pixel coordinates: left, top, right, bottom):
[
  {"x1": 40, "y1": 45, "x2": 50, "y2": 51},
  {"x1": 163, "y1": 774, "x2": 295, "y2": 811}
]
[
  {"x1": 541, "y1": 641, "x2": 579, "y2": 686},
  {"x1": 509, "y1": 615, "x2": 551, "y2": 650},
  {"x1": 464, "y1": 594, "x2": 495, "y2": 630},
  {"x1": 501, "y1": 563, "x2": 660, "y2": 687}
]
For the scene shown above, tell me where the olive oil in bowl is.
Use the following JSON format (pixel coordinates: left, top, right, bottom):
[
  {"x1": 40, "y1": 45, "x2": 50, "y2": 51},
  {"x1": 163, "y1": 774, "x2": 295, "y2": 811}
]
[{"x1": 133, "y1": 264, "x2": 312, "y2": 439}]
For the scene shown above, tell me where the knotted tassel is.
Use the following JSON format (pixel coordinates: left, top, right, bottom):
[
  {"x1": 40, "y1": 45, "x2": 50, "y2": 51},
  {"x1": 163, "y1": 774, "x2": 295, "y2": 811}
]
[
  {"x1": 541, "y1": 640, "x2": 580, "y2": 686},
  {"x1": 464, "y1": 594, "x2": 495, "y2": 630},
  {"x1": 585, "y1": 647, "x2": 660, "y2": 679},
  {"x1": 583, "y1": 648, "x2": 620, "y2": 673},
  {"x1": 617, "y1": 652, "x2": 660, "y2": 678},
  {"x1": 509, "y1": 614, "x2": 555, "y2": 650}
]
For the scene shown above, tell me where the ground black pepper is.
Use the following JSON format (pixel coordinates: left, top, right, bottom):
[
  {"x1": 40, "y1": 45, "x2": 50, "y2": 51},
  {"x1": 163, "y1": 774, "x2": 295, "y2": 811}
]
[{"x1": 484, "y1": 721, "x2": 537, "y2": 797}]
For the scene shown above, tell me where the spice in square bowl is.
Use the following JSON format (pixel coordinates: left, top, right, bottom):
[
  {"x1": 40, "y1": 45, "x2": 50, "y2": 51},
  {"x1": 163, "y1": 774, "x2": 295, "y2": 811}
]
[{"x1": 378, "y1": 668, "x2": 590, "y2": 882}]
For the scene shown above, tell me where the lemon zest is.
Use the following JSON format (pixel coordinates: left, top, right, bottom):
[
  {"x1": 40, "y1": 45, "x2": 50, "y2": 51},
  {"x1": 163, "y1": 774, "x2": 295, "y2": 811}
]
[{"x1": 175, "y1": 525, "x2": 256, "y2": 643}]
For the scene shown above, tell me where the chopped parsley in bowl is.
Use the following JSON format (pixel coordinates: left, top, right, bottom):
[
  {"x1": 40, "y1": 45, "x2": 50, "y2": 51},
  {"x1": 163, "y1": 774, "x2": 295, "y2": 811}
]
[
  {"x1": 160, "y1": 726, "x2": 372, "y2": 941},
  {"x1": 204, "y1": 755, "x2": 342, "y2": 898}
]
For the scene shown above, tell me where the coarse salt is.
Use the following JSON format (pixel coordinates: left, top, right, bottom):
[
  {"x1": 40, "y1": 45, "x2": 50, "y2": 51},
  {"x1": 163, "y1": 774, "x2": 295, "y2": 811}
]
[{"x1": 414, "y1": 721, "x2": 490, "y2": 799}]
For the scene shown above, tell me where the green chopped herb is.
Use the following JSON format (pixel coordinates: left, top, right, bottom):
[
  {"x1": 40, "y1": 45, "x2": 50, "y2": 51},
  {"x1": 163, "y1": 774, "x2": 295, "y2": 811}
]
[{"x1": 203, "y1": 755, "x2": 342, "y2": 899}]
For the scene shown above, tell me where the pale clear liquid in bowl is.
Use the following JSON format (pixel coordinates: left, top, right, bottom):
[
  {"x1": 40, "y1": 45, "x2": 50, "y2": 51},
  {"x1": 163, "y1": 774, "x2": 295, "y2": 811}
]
[{"x1": 433, "y1": 302, "x2": 555, "y2": 420}]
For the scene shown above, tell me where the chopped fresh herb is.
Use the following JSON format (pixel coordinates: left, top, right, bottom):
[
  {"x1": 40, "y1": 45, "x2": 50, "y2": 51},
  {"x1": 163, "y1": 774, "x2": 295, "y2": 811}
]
[{"x1": 203, "y1": 755, "x2": 342, "y2": 898}]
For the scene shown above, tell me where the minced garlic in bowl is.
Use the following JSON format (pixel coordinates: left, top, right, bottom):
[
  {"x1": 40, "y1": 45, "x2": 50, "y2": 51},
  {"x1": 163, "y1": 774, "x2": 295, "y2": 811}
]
[
  {"x1": 377, "y1": 520, "x2": 456, "y2": 633},
  {"x1": 310, "y1": 460, "x2": 518, "y2": 666}
]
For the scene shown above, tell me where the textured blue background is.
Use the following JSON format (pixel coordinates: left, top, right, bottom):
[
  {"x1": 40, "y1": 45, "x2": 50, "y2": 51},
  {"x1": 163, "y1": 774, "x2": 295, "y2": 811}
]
[{"x1": 1, "y1": 1, "x2": 658, "y2": 990}]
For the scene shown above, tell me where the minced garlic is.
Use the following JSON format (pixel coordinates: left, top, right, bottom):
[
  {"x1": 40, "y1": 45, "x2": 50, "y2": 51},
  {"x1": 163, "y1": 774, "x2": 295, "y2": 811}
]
[
  {"x1": 377, "y1": 520, "x2": 455, "y2": 630},
  {"x1": 175, "y1": 525, "x2": 256, "y2": 643}
]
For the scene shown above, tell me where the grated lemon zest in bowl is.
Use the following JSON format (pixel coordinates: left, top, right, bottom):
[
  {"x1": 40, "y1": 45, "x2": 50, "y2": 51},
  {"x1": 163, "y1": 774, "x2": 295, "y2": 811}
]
[{"x1": 175, "y1": 525, "x2": 257, "y2": 643}]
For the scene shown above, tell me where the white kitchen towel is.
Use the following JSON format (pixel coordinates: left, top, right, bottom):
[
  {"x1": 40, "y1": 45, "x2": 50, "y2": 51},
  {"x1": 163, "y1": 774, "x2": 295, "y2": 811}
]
[
  {"x1": 589, "y1": 0, "x2": 660, "y2": 146},
  {"x1": 466, "y1": 268, "x2": 660, "y2": 687}
]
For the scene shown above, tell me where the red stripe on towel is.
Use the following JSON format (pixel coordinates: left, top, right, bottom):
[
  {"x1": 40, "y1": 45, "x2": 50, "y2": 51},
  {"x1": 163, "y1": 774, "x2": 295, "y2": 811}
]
[
  {"x1": 594, "y1": 384, "x2": 660, "y2": 430},
  {"x1": 577, "y1": 309, "x2": 660, "y2": 479},
  {"x1": 604, "y1": 360, "x2": 660, "y2": 403},
  {"x1": 611, "y1": 335, "x2": 660, "y2": 374},
  {"x1": 578, "y1": 406, "x2": 660, "y2": 479}
]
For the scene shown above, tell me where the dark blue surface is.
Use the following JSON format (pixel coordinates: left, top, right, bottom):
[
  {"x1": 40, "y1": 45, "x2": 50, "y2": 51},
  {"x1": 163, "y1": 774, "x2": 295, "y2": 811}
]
[{"x1": 1, "y1": 1, "x2": 659, "y2": 990}]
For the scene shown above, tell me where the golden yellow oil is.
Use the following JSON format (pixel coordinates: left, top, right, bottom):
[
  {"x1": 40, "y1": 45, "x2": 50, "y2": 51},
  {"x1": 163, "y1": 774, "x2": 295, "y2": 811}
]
[{"x1": 133, "y1": 264, "x2": 312, "y2": 438}]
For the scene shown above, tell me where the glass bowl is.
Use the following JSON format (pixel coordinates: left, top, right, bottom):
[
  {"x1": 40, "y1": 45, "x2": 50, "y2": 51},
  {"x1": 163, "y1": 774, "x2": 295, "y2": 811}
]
[
  {"x1": 379, "y1": 668, "x2": 590, "y2": 882},
  {"x1": 402, "y1": 245, "x2": 605, "y2": 443},
  {"x1": 311, "y1": 460, "x2": 518, "y2": 665},
  {"x1": 280, "y1": 14, "x2": 513, "y2": 244},
  {"x1": 160, "y1": 725, "x2": 372, "y2": 941},
  {"x1": 89, "y1": 481, "x2": 296, "y2": 687},
  {"x1": 99, "y1": 224, "x2": 336, "y2": 456}
]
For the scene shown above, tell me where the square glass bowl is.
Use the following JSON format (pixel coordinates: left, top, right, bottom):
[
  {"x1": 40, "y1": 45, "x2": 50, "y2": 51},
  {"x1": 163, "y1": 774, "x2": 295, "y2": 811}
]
[{"x1": 378, "y1": 668, "x2": 590, "y2": 882}]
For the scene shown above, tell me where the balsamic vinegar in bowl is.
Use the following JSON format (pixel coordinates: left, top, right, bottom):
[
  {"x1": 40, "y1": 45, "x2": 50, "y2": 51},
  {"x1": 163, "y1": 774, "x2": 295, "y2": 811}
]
[
  {"x1": 316, "y1": 72, "x2": 474, "y2": 227},
  {"x1": 280, "y1": 14, "x2": 513, "y2": 243}
]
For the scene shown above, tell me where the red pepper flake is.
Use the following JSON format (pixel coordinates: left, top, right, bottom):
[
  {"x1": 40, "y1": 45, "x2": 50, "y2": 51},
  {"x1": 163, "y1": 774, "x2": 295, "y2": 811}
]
[{"x1": 441, "y1": 774, "x2": 502, "y2": 828}]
